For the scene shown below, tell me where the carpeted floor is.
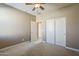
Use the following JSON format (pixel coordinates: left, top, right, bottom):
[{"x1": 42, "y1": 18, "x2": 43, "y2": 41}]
[
  {"x1": 22, "y1": 42, "x2": 79, "y2": 56},
  {"x1": 0, "y1": 41, "x2": 79, "y2": 56}
]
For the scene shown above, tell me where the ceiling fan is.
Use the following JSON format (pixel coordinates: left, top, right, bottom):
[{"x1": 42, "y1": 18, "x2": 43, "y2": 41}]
[{"x1": 25, "y1": 3, "x2": 45, "y2": 11}]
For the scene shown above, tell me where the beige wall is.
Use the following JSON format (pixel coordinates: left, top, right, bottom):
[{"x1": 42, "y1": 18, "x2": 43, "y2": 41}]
[
  {"x1": 0, "y1": 4, "x2": 36, "y2": 48},
  {"x1": 36, "y1": 4, "x2": 79, "y2": 49}
]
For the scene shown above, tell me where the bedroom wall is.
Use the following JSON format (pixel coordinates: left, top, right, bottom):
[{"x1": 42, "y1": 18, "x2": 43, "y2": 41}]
[
  {"x1": 0, "y1": 4, "x2": 36, "y2": 49},
  {"x1": 36, "y1": 4, "x2": 79, "y2": 50}
]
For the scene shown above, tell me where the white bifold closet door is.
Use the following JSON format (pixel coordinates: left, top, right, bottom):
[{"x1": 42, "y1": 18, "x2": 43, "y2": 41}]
[
  {"x1": 46, "y1": 19, "x2": 54, "y2": 44},
  {"x1": 55, "y1": 17, "x2": 66, "y2": 47},
  {"x1": 46, "y1": 17, "x2": 66, "y2": 47}
]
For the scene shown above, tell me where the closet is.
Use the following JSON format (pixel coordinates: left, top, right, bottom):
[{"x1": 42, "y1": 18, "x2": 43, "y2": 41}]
[
  {"x1": 46, "y1": 19, "x2": 55, "y2": 44},
  {"x1": 45, "y1": 17, "x2": 66, "y2": 47}
]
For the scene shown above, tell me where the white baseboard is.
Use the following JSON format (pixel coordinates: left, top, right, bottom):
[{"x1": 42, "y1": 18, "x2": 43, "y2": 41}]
[{"x1": 65, "y1": 47, "x2": 79, "y2": 52}]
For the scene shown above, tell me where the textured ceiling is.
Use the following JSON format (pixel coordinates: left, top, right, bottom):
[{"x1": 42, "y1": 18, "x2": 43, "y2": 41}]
[{"x1": 5, "y1": 3, "x2": 71, "y2": 16}]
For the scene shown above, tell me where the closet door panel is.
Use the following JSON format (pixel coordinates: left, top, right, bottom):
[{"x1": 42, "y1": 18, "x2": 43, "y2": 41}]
[
  {"x1": 46, "y1": 20, "x2": 54, "y2": 44},
  {"x1": 55, "y1": 17, "x2": 66, "y2": 47}
]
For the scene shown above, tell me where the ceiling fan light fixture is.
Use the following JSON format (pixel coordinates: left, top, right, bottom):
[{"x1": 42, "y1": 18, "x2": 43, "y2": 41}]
[{"x1": 34, "y1": 3, "x2": 40, "y2": 8}]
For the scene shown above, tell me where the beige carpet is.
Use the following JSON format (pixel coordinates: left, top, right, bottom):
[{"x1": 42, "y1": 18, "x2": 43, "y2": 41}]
[
  {"x1": 22, "y1": 42, "x2": 79, "y2": 56},
  {"x1": 0, "y1": 41, "x2": 79, "y2": 56}
]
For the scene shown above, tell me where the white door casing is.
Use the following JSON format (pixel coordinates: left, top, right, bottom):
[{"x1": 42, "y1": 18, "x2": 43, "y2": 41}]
[{"x1": 31, "y1": 21, "x2": 37, "y2": 41}]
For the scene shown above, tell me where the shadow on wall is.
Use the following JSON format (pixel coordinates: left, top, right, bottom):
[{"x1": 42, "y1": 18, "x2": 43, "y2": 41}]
[
  {"x1": 0, "y1": 35, "x2": 26, "y2": 49},
  {"x1": 0, "y1": 4, "x2": 36, "y2": 49}
]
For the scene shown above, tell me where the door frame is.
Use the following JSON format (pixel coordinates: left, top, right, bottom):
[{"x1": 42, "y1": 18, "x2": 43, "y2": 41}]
[{"x1": 31, "y1": 21, "x2": 38, "y2": 41}]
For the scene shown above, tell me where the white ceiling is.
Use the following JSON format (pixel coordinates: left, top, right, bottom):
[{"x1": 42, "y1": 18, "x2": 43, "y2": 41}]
[{"x1": 5, "y1": 3, "x2": 71, "y2": 16}]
